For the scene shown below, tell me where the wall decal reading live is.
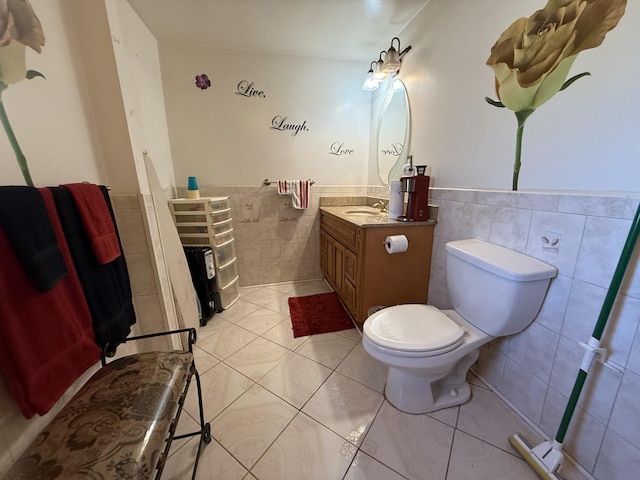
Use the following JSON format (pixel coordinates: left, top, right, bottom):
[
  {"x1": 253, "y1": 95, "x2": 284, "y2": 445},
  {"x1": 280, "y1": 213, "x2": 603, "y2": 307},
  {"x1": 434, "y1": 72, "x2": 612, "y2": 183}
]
[
  {"x1": 381, "y1": 143, "x2": 403, "y2": 156},
  {"x1": 235, "y1": 80, "x2": 266, "y2": 98},
  {"x1": 329, "y1": 142, "x2": 354, "y2": 156},
  {"x1": 271, "y1": 116, "x2": 309, "y2": 136}
]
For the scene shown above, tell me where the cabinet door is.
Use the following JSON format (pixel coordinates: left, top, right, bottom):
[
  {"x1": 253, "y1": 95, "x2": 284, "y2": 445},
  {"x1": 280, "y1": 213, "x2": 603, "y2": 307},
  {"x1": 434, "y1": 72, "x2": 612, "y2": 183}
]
[
  {"x1": 320, "y1": 230, "x2": 329, "y2": 277},
  {"x1": 333, "y1": 240, "x2": 344, "y2": 295},
  {"x1": 344, "y1": 249, "x2": 357, "y2": 285}
]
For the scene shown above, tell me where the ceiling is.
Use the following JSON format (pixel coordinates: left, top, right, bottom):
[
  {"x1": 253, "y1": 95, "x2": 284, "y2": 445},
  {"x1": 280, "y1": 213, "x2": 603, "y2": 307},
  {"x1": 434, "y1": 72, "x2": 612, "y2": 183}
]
[{"x1": 126, "y1": 0, "x2": 429, "y2": 63}]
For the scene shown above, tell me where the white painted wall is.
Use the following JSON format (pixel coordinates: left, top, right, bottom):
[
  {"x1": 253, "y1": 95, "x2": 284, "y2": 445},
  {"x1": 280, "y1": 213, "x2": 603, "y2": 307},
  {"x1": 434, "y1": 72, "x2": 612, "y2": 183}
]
[
  {"x1": 159, "y1": 44, "x2": 371, "y2": 188},
  {"x1": 105, "y1": 0, "x2": 176, "y2": 192},
  {"x1": 370, "y1": 0, "x2": 640, "y2": 192},
  {"x1": 0, "y1": 0, "x2": 103, "y2": 187}
]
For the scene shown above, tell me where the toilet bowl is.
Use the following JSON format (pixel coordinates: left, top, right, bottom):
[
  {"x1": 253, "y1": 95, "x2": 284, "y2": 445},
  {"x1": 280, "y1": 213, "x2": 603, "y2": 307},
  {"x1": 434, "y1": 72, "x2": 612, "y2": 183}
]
[{"x1": 362, "y1": 239, "x2": 557, "y2": 414}]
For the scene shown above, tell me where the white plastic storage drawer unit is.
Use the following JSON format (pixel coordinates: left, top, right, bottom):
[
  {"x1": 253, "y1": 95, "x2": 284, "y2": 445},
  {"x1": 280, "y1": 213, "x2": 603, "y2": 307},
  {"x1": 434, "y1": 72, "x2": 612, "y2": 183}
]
[{"x1": 169, "y1": 196, "x2": 240, "y2": 308}]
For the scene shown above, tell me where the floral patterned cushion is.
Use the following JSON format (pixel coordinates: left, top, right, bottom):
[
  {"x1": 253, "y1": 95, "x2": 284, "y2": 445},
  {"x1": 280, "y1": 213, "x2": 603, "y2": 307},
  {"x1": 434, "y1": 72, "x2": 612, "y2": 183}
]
[{"x1": 5, "y1": 351, "x2": 193, "y2": 480}]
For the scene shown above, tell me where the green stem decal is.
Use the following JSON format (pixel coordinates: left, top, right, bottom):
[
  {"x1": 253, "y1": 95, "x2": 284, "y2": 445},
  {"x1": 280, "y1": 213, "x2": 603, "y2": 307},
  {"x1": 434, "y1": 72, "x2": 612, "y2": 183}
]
[
  {"x1": 0, "y1": 84, "x2": 33, "y2": 186},
  {"x1": 512, "y1": 109, "x2": 534, "y2": 191}
]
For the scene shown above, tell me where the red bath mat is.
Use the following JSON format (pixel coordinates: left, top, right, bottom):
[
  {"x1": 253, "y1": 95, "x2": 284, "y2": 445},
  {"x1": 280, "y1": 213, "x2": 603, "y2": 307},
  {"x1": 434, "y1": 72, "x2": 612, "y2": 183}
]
[{"x1": 288, "y1": 292, "x2": 355, "y2": 338}]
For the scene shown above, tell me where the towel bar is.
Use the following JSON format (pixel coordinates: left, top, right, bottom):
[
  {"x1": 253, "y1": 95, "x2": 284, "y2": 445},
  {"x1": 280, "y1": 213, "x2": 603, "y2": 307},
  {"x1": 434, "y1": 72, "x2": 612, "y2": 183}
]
[{"x1": 263, "y1": 178, "x2": 315, "y2": 186}]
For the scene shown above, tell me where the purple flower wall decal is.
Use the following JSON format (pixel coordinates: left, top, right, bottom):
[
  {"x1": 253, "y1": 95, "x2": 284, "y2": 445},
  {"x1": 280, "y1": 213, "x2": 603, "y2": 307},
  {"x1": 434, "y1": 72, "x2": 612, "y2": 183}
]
[{"x1": 195, "y1": 73, "x2": 211, "y2": 90}]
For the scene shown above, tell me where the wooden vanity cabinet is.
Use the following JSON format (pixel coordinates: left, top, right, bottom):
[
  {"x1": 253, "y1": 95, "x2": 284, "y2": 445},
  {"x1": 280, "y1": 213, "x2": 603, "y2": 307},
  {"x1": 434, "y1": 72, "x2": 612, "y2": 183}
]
[{"x1": 320, "y1": 210, "x2": 434, "y2": 327}]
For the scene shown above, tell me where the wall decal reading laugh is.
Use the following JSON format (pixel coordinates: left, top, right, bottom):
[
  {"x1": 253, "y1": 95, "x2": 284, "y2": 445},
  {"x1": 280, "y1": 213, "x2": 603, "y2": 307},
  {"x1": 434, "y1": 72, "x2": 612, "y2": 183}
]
[
  {"x1": 235, "y1": 80, "x2": 266, "y2": 98},
  {"x1": 271, "y1": 116, "x2": 309, "y2": 136},
  {"x1": 329, "y1": 142, "x2": 354, "y2": 156}
]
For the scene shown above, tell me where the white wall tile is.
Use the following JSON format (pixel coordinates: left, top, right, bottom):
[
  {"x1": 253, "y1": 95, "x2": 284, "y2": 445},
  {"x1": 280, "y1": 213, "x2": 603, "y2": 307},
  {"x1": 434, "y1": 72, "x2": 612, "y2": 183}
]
[
  {"x1": 501, "y1": 357, "x2": 547, "y2": 424},
  {"x1": 536, "y1": 274, "x2": 572, "y2": 333},
  {"x1": 574, "y1": 216, "x2": 633, "y2": 289},
  {"x1": 510, "y1": 193, "x2": 559, "y2": 212},
  {"x1": 525, "y1": 211, "x2": 586, "y2": 277},
  {"x1": 607, "y1": 370, "x2": 640, "y2": 450},
  {"x1": 593, "y1": 429, "x2": 640, "y2": 480},
  {"x1": 488, "y1": 206, "x2": 532, "y2": 252},
  {"x1": 557, "y1": 195, "x2": 627, "y2": 217},
  {"x1": 549, "y1": 336, "x2": 621, "y2": 424},
  {"x1": 562, "y1": 280, "x2": 605, "y2": 344},
  {"x1": 540, "y1": 386, "x2": 606, "y2": 472},
  {"x1": 472, "y1": 343, "x2": 505, "y2": 389},
  {"x1": 627, "y1": 325, "x2": 640, "y2": 375},
  {"x1": 507, "y1": 323, "x2": 559, "y2": 383}
]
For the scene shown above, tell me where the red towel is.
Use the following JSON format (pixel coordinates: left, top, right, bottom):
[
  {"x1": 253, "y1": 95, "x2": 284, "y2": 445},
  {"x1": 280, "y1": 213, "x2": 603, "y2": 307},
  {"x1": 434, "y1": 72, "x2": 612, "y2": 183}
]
[
  {"x1": 63, "y1": 183, "x2": 121, "y2": 264},
  {"x1": 0, "y1": 189, "x2": 101, "y2": 418}
]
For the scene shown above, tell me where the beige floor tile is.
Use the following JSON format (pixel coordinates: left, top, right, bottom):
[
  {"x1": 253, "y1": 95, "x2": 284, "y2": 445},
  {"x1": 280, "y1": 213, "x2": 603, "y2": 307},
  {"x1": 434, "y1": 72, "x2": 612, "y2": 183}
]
[
  {"x1": 262, "y1": 295, "x2": 292, "y2": 315},
  {"x1": 336, "y1": 343, "x2": 387, "y2": 394},
  {"x1": 242, "y1": 287, "x2": 290, "y2": 306},
  {"x1": 295, "y1": 332, "x2": 357, "y2": 369},
  {"x1": 251, "y1": 413, "x2": 355, "y2": 480},
  {"x1": 258, "y1": 352, "x2": 332, "y2": 408},
  {"x1": 169, "y1": 412, "x2": 201, "y2": 455},
  {"x1": 457, "y1": 385, "x2": 543, "y2": 453},
  {"x1": 198, "y1": 314, "x2": 233, "y2": 339},
  {"x1": 302, "y1": 372, "x2": 384, "y2": 447},
  {"x1": 262, "y1": 319, "x2": 309, "y2": 350},
  {"x1": 344, "y1": 451, "x2": 408, "y2": 480},
  {"x1": 427, "y1": 405, "x2": 460, "y2": 428},
  {"x1": 269, "y1": 279, "x2": 330, "y2": 296},
  {"x1": 362, "y1": 401, "x2": 454, "y2": 480},
  {"x1": 225, "y1": 337, "x2": 291, "y2": 381},
  {"x1": 198, "y1": 323, "x2": 258, "y2": 360},
  {"x1": 217, "y1": 299, "x2": 261, "y2": 323},
  {"x1": 162, "y1": 436, "x2": 248, "y2": 480},
  {"x1": 335, "y1": 327, "x2": 362, "y2": 341},
  {"x1": 234, "y1": 308, "x2": 287, "y2": 335},
  {"x1": 183, "y1": 362, "x2": 253, "y2": 422},
  {"x1": 447, "y1": 430, "x2": 540, "y2": 480},
  {"x1": 193, "y1": 345, "x2": 219, "y2": 374},
  {"x1": 210, "y1": 384, "x2": 298, "y2": 469}
]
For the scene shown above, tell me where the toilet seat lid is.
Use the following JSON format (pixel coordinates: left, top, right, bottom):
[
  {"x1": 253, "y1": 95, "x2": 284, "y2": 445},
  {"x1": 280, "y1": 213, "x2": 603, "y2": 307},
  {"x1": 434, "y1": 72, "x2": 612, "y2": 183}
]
[{"x1": 364, "y1": 304, "x2": 465, "y2": 352}]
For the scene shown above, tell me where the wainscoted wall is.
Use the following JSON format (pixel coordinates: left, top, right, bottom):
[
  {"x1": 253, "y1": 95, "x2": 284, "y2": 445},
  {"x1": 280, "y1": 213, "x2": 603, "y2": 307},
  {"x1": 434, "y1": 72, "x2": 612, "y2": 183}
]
[
  {"x1": 178, "y1": 185, "x2": 375, "y2": 287},
  {"x1": 427, "y1": 188, "x2": 640, "y2": 479}
]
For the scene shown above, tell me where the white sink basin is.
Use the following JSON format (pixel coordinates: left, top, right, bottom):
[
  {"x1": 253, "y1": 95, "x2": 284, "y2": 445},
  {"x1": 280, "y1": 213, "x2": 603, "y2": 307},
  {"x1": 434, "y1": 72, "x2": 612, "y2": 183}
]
[{"x1": 344, "y1": 209, "x2": 380, "y2": 216}]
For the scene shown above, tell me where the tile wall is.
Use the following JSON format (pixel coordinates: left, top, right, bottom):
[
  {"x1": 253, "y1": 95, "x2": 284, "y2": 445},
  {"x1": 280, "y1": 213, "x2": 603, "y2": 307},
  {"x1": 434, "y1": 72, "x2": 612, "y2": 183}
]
[
  {"x1": 426, "y1": 188, "x2": 640, "y2": 479},
  {"x1": 181, "y1": 185, "x2": 373, "y2": 287}
]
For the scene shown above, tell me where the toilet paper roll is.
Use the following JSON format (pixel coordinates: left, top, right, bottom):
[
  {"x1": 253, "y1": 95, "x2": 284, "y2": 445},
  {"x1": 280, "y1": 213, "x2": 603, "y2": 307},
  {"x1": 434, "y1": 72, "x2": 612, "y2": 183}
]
[{"x1": 384, "y1": 235, "x2": 409, "y2": 254}]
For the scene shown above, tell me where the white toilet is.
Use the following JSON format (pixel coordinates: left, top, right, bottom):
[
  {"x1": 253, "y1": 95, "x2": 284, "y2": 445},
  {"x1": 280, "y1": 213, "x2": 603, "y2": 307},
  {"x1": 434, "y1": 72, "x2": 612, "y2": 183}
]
[{"x1": 362, "y1": 239, "x2": 557, "y2": 414}]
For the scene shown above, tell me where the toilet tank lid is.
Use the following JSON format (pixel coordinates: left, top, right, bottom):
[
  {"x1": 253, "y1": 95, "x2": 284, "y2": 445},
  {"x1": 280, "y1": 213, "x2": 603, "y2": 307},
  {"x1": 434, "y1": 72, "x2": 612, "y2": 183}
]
[{"x1": 445, "y1": 239, "x2": 557, "y2": 281}]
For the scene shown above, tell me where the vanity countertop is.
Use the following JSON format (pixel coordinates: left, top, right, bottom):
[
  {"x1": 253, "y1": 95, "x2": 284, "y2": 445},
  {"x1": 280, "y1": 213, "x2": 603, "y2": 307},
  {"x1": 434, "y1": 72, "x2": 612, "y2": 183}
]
[{"x1": 320, "y1": 206, "x2": 436, "y2": 228}]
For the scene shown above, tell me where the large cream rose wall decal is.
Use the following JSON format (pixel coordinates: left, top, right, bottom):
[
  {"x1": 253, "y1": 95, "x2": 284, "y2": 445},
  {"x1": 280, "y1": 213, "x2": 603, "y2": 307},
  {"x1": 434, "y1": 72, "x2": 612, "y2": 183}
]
[
  {"x1": 485, "y1": 0, "x2": 626, "y2": 191},
  {"x1": 0, "y1": 0, "x2": 45, "y2": 187}
]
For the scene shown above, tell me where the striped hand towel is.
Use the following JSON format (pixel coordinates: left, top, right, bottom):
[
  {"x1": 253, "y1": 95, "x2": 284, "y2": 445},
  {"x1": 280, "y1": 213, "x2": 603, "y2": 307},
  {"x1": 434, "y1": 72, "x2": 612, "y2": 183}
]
[{"x1": 277, "y1": 180, "x2": 310, "y2": 209}]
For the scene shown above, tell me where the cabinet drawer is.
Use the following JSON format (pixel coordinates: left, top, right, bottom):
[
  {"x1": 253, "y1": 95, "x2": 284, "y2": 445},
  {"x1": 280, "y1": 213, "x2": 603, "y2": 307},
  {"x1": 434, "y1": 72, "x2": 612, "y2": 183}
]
[{"x1": 321, "y1": 214, "x2": 358, "y2": 252}]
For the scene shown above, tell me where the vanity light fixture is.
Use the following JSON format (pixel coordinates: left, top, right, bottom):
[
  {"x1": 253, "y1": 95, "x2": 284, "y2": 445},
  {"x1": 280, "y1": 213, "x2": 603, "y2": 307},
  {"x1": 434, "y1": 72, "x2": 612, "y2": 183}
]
[
  {"x1": 362, "y1": 61, "x2": 380, "y2": 91},
  {"x1": 373, "y1": 51, "x2": 389, "y2": 81},
  {"x1": 362, "y1": 38, "x2": 412, "y2": 92}
]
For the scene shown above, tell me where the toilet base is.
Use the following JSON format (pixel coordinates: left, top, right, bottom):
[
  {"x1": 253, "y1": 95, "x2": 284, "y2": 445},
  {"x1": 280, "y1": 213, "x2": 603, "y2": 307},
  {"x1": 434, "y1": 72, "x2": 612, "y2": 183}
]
[{"x1": 384, "y1": 349, "x2": 480, "y2": 414}]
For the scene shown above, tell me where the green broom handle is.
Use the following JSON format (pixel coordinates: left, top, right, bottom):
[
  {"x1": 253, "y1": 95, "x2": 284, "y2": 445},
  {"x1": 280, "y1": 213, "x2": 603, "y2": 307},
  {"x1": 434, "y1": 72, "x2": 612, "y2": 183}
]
[{"x1": 556, "y1": 202, "x2": 640, "y2": 443}]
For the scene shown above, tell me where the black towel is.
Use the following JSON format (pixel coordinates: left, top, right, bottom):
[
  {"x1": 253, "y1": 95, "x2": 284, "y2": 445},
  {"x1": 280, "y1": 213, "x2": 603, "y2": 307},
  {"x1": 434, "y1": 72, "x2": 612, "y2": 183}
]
[
  {"x1": 49, "y1": 186, "x2": 136, "y2": 353},
  {"x1": 0, "y1": 186, "x2": 67, "y2": 291}
]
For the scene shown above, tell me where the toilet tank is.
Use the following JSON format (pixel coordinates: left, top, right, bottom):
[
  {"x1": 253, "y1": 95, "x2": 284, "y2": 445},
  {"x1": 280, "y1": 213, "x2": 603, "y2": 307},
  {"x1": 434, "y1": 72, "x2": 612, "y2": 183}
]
[{"x1": 445, "y1": 239, "x2": 557, "y2": 336}]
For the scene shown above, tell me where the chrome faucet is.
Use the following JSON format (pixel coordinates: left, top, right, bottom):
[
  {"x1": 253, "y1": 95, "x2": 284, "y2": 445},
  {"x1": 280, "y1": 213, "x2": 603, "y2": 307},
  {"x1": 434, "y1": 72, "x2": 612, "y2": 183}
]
[{"x1": 372, "y1": 201, "x2": 388, "y2": 213}]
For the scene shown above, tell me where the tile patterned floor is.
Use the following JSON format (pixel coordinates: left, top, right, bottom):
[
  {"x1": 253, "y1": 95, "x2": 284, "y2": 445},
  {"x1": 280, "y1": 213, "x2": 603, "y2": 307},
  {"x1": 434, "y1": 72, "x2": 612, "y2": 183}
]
[{"x1": 163, "y1": 280, "x2": 589, "y2": 480}]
